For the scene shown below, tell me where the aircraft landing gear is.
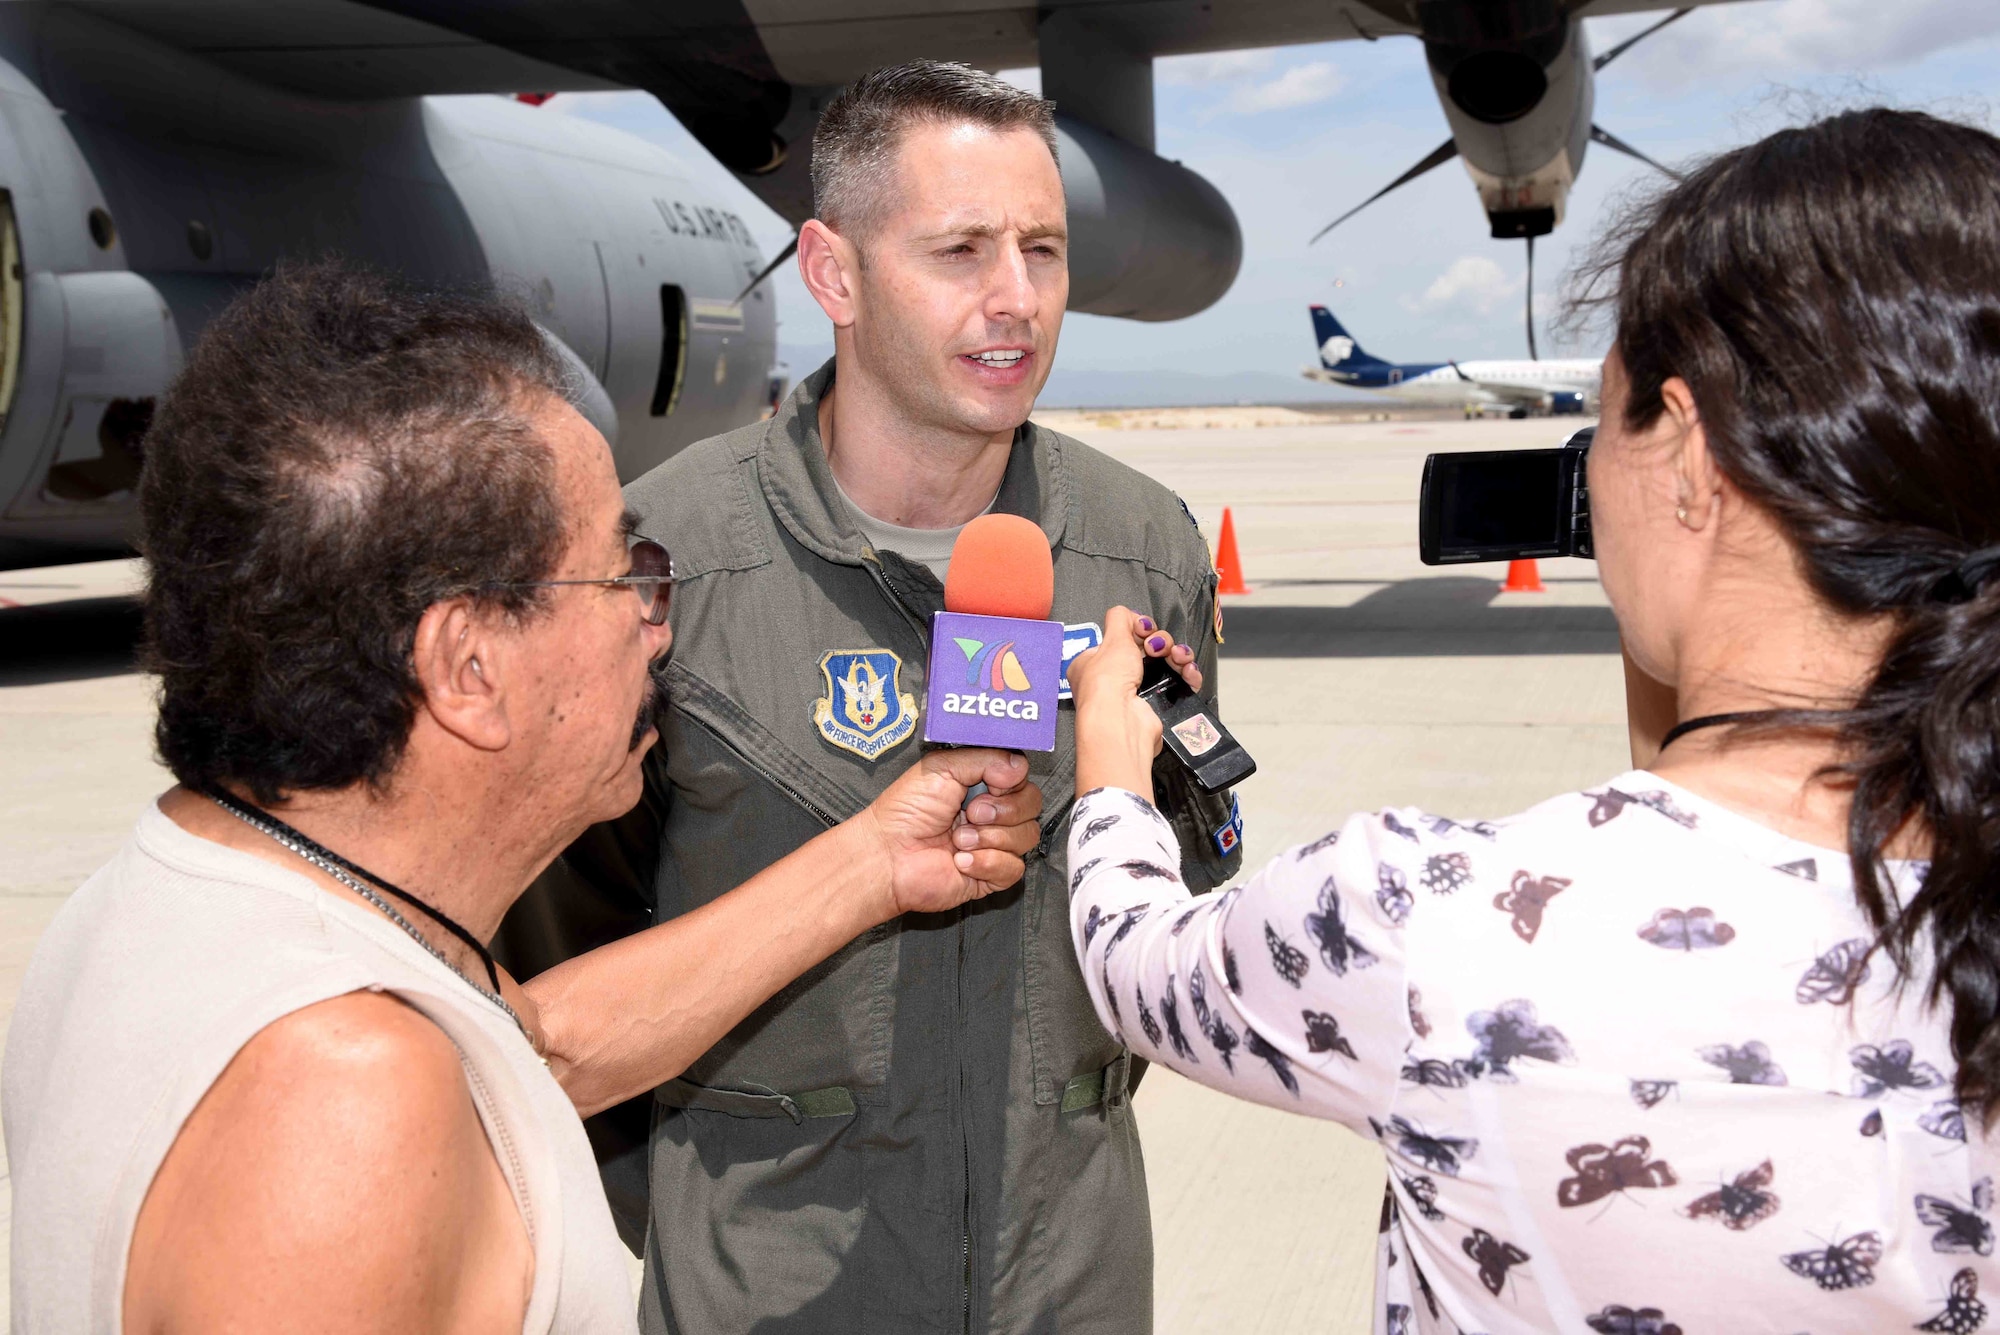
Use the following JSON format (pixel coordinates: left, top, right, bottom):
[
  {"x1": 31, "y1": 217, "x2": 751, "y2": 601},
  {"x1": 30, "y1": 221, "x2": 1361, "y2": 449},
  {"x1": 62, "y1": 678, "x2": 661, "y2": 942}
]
[{"x1": 1508, "y1": 406, "x2": 1529, "y2": 420}]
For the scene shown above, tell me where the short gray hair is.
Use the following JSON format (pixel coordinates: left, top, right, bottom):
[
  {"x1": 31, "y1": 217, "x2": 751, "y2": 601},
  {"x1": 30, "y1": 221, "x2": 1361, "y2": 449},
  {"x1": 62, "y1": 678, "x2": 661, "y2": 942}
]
[{"x1": 810, "y1": 61, "x2": 1059, "y2": 236}]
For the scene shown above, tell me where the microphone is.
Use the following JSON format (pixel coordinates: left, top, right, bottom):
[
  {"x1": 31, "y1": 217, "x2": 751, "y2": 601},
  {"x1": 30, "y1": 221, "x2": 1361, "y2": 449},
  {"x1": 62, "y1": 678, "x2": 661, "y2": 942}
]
[{"x1": 924, "y1": 514, "x2": 1062, "y2": 752}]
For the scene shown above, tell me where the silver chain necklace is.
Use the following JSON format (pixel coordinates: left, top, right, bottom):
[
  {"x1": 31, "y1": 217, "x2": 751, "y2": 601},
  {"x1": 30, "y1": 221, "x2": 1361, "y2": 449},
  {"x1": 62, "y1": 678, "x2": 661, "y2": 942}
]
[{"x1": 215, "y1": 801, "x2": 529, "y2": 1039}]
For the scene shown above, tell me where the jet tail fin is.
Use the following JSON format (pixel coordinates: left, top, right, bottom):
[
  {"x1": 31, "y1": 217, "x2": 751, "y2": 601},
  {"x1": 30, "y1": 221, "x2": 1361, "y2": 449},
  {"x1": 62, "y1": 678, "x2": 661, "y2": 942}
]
[{"x1": 1308, "y1": 305, "x2": 1384, "y2": 369}]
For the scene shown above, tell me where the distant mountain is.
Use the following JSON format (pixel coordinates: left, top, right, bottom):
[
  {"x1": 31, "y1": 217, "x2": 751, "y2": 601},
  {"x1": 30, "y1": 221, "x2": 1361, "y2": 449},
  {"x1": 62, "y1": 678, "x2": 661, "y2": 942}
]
[{"x1": 776, "y1": 344, "x2": 1374, "y2": 409}]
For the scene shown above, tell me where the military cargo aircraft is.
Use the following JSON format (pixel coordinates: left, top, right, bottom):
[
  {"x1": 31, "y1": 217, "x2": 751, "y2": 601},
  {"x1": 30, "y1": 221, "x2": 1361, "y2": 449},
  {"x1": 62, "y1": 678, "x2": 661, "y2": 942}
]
[{"x1": 0, "y1": 0, "x2": 1743, "y2": 570}]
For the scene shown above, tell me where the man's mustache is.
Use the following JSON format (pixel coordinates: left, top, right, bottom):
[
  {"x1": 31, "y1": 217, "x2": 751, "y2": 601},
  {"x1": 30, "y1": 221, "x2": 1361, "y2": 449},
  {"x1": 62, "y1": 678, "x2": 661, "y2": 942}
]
[{"x1": 629, "y1": 662, "x2": 669, "y2": 752}]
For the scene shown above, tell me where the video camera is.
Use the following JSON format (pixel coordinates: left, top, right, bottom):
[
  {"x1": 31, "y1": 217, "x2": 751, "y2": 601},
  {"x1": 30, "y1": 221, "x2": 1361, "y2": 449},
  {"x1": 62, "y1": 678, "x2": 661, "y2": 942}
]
[{"x1": 1418, "y1": 426, "x2": 1595, "y2": 565}]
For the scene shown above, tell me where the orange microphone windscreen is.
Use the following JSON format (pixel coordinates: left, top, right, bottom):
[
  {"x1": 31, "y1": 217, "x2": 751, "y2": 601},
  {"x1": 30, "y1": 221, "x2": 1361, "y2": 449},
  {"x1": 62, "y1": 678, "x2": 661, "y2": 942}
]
[{"x1": 944, "y1": 514, "x2": 1054, "y2": 620}]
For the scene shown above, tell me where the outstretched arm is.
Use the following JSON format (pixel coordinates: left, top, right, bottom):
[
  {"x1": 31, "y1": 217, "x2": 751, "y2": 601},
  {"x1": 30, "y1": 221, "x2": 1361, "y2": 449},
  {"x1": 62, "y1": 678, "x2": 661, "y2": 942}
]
[{"x1": 525, "y1": 748, "x2": 1041, "y2": 1118}]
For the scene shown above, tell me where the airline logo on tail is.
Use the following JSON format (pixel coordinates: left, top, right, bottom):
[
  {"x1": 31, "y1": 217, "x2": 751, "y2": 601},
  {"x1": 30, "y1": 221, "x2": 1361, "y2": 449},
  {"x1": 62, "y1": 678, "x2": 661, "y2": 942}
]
[{"x1": 1320, "y1": 335, "x2": 1356, "y2": 365}]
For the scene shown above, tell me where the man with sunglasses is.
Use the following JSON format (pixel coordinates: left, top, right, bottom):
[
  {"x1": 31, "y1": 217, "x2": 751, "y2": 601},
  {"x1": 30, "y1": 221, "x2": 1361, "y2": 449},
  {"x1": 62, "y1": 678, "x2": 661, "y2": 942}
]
[
  {"x1": 5, "y1": 262, "x2": 1045, "y2": 1333},
  {"x1": 501, "y1": 63, "x2": 1242, "y2": 1335}
]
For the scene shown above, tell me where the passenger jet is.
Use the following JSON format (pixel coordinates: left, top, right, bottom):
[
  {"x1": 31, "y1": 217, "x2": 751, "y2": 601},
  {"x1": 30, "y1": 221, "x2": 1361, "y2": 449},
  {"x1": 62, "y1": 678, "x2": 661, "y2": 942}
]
[{"x1": 1300, "y1": 307, "x2": 1601, "y2": 417}]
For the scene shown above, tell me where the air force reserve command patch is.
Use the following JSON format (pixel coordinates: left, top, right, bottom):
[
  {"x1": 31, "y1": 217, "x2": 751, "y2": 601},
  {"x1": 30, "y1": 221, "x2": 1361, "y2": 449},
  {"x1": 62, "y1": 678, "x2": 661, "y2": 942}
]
[{"x1": 812, "y1": 649, "x2": 918, "y2": 760}]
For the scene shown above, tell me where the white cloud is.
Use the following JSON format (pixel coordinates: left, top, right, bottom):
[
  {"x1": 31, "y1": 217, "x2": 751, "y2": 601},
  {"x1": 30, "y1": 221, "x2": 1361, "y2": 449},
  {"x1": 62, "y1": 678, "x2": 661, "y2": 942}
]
[
  {"x1": 1225, "y1": 62, "x2": 1345, "y2": 114},
  {"x1": 1404, "y1": 257, "x2": 1523, "y2": 316},
  {"x1": 1158, "y1": 50, "x2": 1277, "y2": 87},
  {"x1": 1594, "y1": 0, "x2": 2000, "y2": 87}
]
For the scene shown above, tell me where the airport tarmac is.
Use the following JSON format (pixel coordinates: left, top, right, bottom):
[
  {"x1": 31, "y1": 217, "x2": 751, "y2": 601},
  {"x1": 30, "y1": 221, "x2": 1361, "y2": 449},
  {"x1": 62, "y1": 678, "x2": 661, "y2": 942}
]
[{"x1": 0, "y1": 414, "x2": 1629, "y2": 1332}]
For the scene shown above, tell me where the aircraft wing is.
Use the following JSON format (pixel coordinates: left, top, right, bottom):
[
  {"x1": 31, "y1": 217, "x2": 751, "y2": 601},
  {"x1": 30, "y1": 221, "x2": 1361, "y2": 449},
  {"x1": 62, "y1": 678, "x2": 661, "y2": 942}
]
[{"x1": 1463, "y1": 375, "x2": 1569, "y2": 407}]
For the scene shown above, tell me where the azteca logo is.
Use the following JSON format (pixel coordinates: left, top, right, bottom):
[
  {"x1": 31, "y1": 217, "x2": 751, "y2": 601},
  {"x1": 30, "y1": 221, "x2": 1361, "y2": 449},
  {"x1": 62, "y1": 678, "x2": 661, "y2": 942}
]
[
  {"x1": 942, "y1": 637, "x2": 1041, "y2": 720},
  {"x1": 1320, "y1": 335, "x2": 1355, "y2": 365}
]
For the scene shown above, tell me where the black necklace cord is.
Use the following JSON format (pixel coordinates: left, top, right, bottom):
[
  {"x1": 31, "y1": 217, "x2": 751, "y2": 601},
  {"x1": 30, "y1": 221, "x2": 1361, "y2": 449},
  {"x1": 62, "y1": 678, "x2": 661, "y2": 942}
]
[
  {"x1": 205, "y1": 788, "x2": 502, "y2": 992},
  {"x1": 1657, "y1": 707, "x2": 1846, "y2": 752}
]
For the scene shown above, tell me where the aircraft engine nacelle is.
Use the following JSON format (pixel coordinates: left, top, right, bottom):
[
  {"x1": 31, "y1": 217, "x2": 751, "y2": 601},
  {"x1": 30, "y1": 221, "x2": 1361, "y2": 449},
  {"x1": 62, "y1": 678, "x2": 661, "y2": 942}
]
[
  {"x1": 1548, "y1": 389, "x2": 1587, "y2": 415},
  {"x1": 1056, "y1": 116, "x2": 1242, "y2": 322},
  {"x1": 1419, "y1": 0, "x2": 1593, "y2": 239}
]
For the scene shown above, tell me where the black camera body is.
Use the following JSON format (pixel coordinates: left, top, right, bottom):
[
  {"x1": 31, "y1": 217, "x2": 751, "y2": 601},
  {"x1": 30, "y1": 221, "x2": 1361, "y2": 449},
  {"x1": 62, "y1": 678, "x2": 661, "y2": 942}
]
[{"x1": 1418, "y1": 426, "x2": 1595, "y2": 565}]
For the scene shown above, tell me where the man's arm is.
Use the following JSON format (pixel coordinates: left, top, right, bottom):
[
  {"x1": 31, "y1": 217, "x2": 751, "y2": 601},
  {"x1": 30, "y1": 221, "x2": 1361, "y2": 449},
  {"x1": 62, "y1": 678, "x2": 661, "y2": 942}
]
[
  {"x1": 124, "y1": 992, "x2": 531, "y2": 1335},
  {"x1": 526, "y1": 748, "x2": 1042, "y2": 1119}
]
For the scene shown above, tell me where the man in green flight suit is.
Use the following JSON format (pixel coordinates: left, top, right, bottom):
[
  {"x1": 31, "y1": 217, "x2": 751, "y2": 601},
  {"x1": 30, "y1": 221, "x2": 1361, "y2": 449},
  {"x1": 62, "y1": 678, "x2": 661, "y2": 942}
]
[{"x1": 506, "y1": 60, "x2": 1243, "y2": 1333}]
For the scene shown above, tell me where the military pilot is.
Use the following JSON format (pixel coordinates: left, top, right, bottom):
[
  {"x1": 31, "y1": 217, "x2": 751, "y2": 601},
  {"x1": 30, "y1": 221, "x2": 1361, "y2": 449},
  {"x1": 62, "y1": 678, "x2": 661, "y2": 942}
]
[{"x1": 503, "y1": 60, "x2": 1242, "y2": 1334}]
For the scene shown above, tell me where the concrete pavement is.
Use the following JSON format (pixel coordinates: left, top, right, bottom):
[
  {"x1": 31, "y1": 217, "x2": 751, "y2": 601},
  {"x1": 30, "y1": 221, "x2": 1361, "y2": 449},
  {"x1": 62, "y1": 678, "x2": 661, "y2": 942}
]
[{"x1": 0, "y1": 416, "x2": 1631, "y2": 1332}]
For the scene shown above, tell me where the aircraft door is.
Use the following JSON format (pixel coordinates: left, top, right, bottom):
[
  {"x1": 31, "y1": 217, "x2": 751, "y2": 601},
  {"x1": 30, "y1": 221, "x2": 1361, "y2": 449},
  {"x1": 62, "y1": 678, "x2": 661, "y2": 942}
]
[{"x1": 6, "y1": 270, "x2": 178, "y2": 518}]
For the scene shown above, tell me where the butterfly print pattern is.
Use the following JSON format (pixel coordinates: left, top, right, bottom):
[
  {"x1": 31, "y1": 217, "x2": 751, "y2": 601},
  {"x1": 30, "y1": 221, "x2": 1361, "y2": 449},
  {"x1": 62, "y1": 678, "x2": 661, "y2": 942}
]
[
  {"x1": 1464, "y1": 999, "x2": 1573, "y2": 1079},
  {"x1": 1136, "y1": 983, "x2": 1163, "y2": 1048},
  {"x1": 1683, "y1": 1159, "x2": 1780, "y2": 1231},
  {"x1": 1462, "y1": 1228, "x2": 1530, "y2": 1295},
  {"x1": 1120, "y1": 859, "x2": 1177, "y2": 881},
  {"x1": 1781, "y1": 1230, "x2": 1882, "y2": 1290},
  {"x1": 1188, "y1": 962, "x2": 1238, "y2": 1070},
  {"x1": 1244, "y1": 1027, "x2": 1299, "y2": 1095},
  {"x1": 1629, "y1": 1079, "x2": 1678, "y2": 1110},
  {"x1": 1850, "y1": 1039, "x2": 1946, "y2": 1099},
  {"x1": 1587, "y1": 787, "x2": 1699, "y2": 829},
  {"x1": 1796, "y1": 938, "x2": 1873, "y2": 1005},
  {"x1": 1304, "y1": 1010, "x2": 1357, "y2": 1061},
  {"x1": 1922, "y1": 1098, "x2": 1969, "y2": 1142},
  {"x1": 1373, "y1": 1115, "x2": 1480, "y2": 1178},
  {"x1": 1637, "y1": 907, "x2": 1736, "y2": 951},
  {"x1": 1159, "y1": 975, "x2": 1197, "y2": 1062},
  {"x1": 1076, "y1": 814, "x2": 1121, "y2": 846},
  {"x1": 1407, "y1": 986, "x2": 1431, "y2": 1039},
  {"x1": 1584, "y1": 1306, "x2": 1684, "y2": 1335},
  {"x1": 1401, "y1": 1173, "x2": 1446, "y2": 1223},
  {"x1": 1917, "y1": 1268, "x2": 1987, "y2": 1334},
  {"x1": 1384, "y1": 1304, "x2": 1411, "y2": 1335},
  {"x1": 1698, "y1": 1040, "x2": 1787, "y2": 1086},
  {"x1": 1916, "y1": 1178, "x2": 1995, "y2": 1256},
  {"x1": 1062, "y1": 780, "x2": 1983, "y2": 1331},
  {"x1": 1305, "y1": 878, "x2": 1378, "y2": 975},
  {"x1": 1421, "y1": 852, "x2": 1473, "y2": 895},
  {"x1": 1558, "y1": 1136, "x2": 1678, "y2": 1208},
  {"x1": 1427, "y1": 813, "x2": 1499, "y2": 841},
  {"x1": 1493, "y1": 870, "x2": 1571, "y2": 943},
  {"x1": 1375, "y1": 863, "x2": 1413, "y2": 925},
  {"x1": 1263, "y1": 921, "x2": 1309, "y2": 987},
  {"x1": 1295, "y1": 829, "x2": 1340, "y2": 859}
]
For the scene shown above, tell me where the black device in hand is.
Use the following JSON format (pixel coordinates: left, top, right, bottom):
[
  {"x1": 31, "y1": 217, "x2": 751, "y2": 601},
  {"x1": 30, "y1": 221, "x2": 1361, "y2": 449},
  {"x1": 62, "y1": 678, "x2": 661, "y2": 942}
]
[
  {"x1": 1139, "y1": 654, "x2": 1256, "y2": 792},
  {"x1": 1418, "y1": 426, "x2": 1594, "y2": 565}
]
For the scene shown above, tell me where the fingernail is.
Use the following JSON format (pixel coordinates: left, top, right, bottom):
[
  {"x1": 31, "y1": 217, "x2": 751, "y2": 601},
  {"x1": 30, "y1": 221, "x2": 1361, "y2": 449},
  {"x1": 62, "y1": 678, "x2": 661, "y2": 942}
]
[
  {"x1": 954, "y1": 851, "x2": 975, "y2": 871},
  {"x1": 1138, "y1": 616, "x2": 1156, "y2": 633},
  {"x1": 969, "y1": 800, "x2": 996, "y2": 824},
  {"x1": 954, "y1": 826, "x2": 979, "y2": 849},
  {"x1": 1175, "y1": 643, "x2": 1192, "y2": 657},
  {"x1": 1146, "y1": 633, "x2": 1169, "y2": 653}
]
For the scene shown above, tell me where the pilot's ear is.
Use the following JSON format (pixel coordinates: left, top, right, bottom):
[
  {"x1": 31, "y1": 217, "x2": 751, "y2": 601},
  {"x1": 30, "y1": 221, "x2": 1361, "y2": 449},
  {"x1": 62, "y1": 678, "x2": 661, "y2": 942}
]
[{"x1": 798, "y1": 220, "x2": 859, "y2": 328}]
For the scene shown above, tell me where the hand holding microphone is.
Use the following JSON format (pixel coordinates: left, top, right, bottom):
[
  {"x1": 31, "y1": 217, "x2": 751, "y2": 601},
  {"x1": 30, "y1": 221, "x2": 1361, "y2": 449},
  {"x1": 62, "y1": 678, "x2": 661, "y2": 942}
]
[{"x1": 1070, "y1": 605, "x2": 1255, "y2": 802}]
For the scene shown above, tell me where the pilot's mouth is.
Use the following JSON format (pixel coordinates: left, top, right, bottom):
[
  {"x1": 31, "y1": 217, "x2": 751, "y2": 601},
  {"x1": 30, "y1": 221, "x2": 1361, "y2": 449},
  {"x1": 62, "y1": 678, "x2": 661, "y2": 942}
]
[{"x1": 967, "y1": 350, "x2": 1027, "y2": 368}]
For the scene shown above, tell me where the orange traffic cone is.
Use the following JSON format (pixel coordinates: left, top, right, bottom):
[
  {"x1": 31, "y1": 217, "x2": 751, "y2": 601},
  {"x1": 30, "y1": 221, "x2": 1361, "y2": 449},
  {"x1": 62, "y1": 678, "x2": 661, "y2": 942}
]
[
  {"x1": 1215, "y1": 507, "x2": 1249, "y2": 594},
  {"x1": 1502, "y1": 558, "x2": 1545, "y2": 593}
]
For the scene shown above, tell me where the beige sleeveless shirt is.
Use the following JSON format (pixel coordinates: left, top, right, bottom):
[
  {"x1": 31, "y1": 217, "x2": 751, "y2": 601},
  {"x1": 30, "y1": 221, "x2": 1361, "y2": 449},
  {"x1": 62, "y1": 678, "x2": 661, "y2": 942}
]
[{"x1": 3, "y1": 802, "x2": 637, "y2": 1334}]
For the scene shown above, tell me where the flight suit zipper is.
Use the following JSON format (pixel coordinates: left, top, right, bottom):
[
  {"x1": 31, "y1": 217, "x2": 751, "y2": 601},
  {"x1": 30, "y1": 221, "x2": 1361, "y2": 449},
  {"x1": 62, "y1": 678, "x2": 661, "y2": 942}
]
[{"x1": 678, "y1": 709, "x2": 840, "y2": 832}]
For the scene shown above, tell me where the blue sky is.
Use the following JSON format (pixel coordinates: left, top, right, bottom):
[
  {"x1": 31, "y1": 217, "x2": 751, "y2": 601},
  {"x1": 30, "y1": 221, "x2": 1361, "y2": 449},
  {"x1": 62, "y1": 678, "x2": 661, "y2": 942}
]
[{"x1": 554, "y1": 0, "x2": 2000, "y2": 382}]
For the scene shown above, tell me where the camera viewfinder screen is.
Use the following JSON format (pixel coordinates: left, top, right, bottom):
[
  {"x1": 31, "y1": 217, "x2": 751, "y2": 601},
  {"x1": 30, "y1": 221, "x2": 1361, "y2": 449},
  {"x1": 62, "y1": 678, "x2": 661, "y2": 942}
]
[{"x1": 1436, "y1": 452, "x2": 1564, "y2": 551}]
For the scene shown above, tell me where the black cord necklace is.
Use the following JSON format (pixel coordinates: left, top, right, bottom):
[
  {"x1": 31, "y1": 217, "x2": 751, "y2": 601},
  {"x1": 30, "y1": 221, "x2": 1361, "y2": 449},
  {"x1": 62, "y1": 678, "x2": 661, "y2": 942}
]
[
  {"x1": 205, "y1": 787, "x2": 503, "y2": 993},
  {"x1": 1658, "y1": 708, "x2": 1843, "y2": 752}
]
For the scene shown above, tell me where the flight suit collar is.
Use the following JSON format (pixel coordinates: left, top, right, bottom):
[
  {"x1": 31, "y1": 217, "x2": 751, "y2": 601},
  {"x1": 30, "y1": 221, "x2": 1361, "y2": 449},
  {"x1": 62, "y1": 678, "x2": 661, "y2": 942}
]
[{"x1": 757, "y1": 358, "x2": 1071, "y2": 567}]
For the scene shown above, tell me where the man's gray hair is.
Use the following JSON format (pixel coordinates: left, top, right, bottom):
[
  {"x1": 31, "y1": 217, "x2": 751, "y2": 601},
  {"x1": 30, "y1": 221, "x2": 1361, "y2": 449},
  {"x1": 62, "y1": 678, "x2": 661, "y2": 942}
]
[{"x1": 810, "y1": 61, "x2": 1059, "y2": 236}]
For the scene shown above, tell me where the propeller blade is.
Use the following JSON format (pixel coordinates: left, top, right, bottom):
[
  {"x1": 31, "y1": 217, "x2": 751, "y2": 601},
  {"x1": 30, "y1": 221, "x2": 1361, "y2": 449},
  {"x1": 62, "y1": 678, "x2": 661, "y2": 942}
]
[
  {"x1": 1593, "y1": 7, "x2": 1692, "y2": 71},
  {"x1": 1590, "y1": 124, "x2": 1680, "y2": 179},
  {"x1": 1310, "y1": 137, "x2": 1459, "y2": 245},
  {"x1": 1525, "y1": 235, "x2": 1539, "y2": 362},
  {"x1": 734, "y1": 234, "x2": 799, "y2": 304}
]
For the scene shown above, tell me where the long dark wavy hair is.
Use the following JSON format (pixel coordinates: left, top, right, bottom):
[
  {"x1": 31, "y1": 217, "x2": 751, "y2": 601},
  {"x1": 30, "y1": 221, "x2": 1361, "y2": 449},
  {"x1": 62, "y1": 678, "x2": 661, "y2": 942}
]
[{"x1": 1571, "y1": 108, "x2": 2000, "y2": 1120}]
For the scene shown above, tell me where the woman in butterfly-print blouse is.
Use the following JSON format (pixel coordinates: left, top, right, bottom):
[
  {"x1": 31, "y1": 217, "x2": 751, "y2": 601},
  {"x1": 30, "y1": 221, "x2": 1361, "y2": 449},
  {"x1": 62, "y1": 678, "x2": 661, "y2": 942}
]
[{"x1": 1066, "y1": 108, "x2": 2000, "y2": 1335}]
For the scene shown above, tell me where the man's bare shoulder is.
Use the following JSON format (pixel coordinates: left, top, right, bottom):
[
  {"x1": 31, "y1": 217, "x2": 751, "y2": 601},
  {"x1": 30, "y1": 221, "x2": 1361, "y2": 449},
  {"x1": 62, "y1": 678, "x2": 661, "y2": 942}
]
[
  {"x1": 1036, "y1": 424, "x2": 1212, "y2": 586},
  {"x1": 125, "y1": 990, "x2": 531, "y2": 1333}
]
